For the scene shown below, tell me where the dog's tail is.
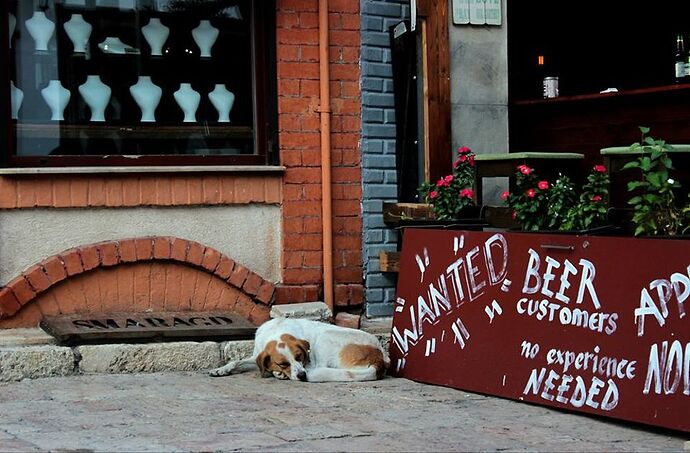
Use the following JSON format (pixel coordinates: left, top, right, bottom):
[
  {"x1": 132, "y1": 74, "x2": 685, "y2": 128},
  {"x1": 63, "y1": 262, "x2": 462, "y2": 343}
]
[{"x1": 306, "y1": 366, "x2": 381, "y2": 382}]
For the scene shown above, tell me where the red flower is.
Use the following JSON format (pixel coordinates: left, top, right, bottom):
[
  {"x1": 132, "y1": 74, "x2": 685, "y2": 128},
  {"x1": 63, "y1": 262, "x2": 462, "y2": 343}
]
[
  {"x1": 436, "y1": 178, "x2": 445, "y2": 187},
  {"x1": 468, "y1": 155, "x2": 475, "y2": 167},
  {"x1": 458, "y1": 146, "x2": 471, "y2": 154},
  {"x1": 593, "y1": 165, "x2": 607, "y2": 173},
  {"x1": 460, "y1": 188, "x2": 474, "y2": 199},
  {"x1": 430, "y1": 190, "x2": 438, "y2": 199},
  {"x1": 444, "y1": 175, "x2": 454, "y2": 184},
  {"x1": 453, "y1": 159, "x2": 460, "y2": 168},
  {"x1": 538, "y1": 180, "x2": 549, "y2": 190},
  {"x1": 526, "y1": 189, "x2": 536, "y2": 198},
  {"x1": 592, "y1": 195, "x2": 602, "y2": 202},
  {"x1": 519, "y1": 165, "x2": 532, "y2": 175},
  {"x1": 459, "y1": 154, "x2": 467, "y2": 163},
  {"x1": 500, "y1": 191, "x2": 509, "y2": 200},
  {"x1": 512, "y1": 211, "x2": 517, "y2": 219}
]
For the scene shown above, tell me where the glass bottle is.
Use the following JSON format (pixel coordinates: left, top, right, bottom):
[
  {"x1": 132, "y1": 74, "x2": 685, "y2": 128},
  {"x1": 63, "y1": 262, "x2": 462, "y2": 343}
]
[{"x1": 674, "y1": 33, "x2": 688, "y2": 83}]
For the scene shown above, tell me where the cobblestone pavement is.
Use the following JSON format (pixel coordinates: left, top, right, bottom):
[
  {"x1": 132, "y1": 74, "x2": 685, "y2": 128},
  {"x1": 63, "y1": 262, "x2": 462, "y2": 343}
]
[{"x1": 0, "y1": 372, "x2": 686, "y2": 452}]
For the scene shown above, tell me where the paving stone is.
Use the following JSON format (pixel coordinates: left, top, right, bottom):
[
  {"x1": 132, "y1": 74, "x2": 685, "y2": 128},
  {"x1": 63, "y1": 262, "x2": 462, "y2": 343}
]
[{"x1": 0, "y1": 372, "x2": 683, "y2": 452}]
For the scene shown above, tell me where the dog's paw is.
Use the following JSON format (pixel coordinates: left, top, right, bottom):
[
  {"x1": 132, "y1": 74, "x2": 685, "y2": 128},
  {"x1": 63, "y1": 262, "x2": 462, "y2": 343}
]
[{"x1": 208, "y1": 367, "x2": 229, "y2": 377}]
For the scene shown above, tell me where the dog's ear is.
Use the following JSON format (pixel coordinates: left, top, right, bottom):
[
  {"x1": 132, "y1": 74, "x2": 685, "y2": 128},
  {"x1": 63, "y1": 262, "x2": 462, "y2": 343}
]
[
  {"x1": 255, "y1": 351, "x2": 272, "y2": 378},
  {"x1": 296, "y1": 339, "x2": 310, "y2": 364}
]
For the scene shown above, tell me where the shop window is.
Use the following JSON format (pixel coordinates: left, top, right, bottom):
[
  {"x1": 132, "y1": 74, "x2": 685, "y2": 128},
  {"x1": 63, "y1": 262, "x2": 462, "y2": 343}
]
[{"x1": 2, "y1": 0, "x2": 277, "y2": 167}]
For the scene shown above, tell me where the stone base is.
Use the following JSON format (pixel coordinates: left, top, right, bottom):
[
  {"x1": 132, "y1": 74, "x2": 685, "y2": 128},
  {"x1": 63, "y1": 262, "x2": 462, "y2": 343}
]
[{"x1": 0, "y1": 328, "x2": 390, "y2": 381}]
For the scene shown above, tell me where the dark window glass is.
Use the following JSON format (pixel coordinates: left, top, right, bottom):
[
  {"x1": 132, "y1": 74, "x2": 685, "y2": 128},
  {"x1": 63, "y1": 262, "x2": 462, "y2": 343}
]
[{"x1": 5, "y1": 0, "x2": 276, "y2": 166}]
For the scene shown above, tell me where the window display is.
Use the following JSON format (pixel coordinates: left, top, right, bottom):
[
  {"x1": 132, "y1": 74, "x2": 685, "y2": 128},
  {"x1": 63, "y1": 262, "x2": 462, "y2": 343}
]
[{"x1": 3, "y1": 0, "x2": 276, "y2": 166}]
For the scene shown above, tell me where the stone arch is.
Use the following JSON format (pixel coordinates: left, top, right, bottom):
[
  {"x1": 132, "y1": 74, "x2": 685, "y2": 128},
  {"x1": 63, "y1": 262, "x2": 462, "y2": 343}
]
[{"x1": 0, "y1": 236, "x2": 275, "y2": 328}]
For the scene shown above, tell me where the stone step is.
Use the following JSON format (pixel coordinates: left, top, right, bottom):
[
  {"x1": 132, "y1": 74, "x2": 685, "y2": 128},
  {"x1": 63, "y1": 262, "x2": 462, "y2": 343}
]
[{"x1": 0, "y1": 303, "x2": 392, "y2": 382}]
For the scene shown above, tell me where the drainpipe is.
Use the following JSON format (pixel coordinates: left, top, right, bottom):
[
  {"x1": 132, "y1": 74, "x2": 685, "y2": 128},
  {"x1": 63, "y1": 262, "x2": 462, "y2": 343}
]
[{"x1": 318, "y1": 0, "x2": 334, "y2": 311}]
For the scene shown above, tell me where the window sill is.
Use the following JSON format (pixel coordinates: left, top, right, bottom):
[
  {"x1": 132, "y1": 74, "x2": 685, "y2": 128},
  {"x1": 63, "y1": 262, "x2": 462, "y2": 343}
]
[{"x1": 0, "y1": 165, "x2": 286, "y2": 175}]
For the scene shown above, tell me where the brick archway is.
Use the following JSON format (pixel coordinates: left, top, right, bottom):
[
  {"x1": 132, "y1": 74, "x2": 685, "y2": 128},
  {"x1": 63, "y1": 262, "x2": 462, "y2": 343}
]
[{"x1": 0, "y1": 237, "x2": 275, "y2": 328}]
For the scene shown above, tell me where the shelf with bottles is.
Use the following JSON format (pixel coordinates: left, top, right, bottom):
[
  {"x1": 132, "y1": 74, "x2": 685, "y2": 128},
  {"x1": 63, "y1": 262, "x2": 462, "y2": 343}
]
[{"x1": 511, "y1": 83, "x2": 690, "y2": 107}]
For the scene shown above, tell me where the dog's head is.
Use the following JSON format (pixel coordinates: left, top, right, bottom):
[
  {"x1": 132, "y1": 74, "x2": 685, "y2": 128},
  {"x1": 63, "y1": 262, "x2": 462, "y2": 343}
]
[{"x1": 256, "y1": 334, "x2": 310, "y2": 381}]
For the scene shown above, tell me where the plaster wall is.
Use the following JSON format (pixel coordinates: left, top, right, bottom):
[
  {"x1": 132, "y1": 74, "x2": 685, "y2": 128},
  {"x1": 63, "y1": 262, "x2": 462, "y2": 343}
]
[
  {"x1": 0, "y1": 205, "x2": 281, "y2": 285},
  {"x1": 449, "y1": 0, "x2": 509, "y2": 204}
]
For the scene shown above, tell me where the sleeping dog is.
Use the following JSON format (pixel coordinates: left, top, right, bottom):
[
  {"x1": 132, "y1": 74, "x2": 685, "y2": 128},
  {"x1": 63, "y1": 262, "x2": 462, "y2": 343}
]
[{"x1": 208, "y1": 317, "x2": 390, "y2": 382}]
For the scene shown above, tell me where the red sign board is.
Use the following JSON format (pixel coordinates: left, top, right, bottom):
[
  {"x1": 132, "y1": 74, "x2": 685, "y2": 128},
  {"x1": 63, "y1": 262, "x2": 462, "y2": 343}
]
[{"x1": 390, "y1": 229, "x2": 690, "y2": 432}]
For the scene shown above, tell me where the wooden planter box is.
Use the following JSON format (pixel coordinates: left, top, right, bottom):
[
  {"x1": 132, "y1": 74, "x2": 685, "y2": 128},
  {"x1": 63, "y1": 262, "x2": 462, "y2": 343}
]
[{"x1": 390, "y1": 228, "x2": 690, "y2": 433}]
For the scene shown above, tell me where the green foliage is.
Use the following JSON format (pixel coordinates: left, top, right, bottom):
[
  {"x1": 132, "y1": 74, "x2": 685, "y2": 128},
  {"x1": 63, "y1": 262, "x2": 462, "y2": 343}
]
[
  {"x1": 504, "y1": 165, "x2": 550, "y2": 231},
  {"x1": 504, "y1": 165, "x2": 610, "y2": 232},
  {"x1": 546, "y1": 175, "x2": 577, "y2": 230},
  {"x1": 623, "y1": 127, "x2": 688, "y2": 236},
  {"x1": 418, "y1": 146, "x2": 476, "y2": 220},
  {"x1": 561, "y1": 167, "x2": 610, "y2": 231}
]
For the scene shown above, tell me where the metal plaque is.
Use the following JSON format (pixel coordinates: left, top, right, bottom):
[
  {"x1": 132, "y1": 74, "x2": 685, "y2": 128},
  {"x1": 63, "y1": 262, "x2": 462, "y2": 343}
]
[
  {"x1": 40, "y1": 311, "x2": 257, "y2": 345},
  {"x1": 390, "y1": 229, "x2": 690, "y2": 433}
]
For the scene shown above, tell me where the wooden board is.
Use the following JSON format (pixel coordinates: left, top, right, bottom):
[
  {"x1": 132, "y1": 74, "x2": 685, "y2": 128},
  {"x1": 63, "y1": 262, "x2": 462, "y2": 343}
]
[
  {"x1": 379, "y1": 250, "x2": 401, "y2": 273},
  {"x1": 383, "y1": 202, "x2": 433, "y2": 226},
  {"x1": 40, "y1": 312, "x2": 257, "y2": 345},
  {"x1": 390, "y1": 229, "x2": 690, "y2": 433}
]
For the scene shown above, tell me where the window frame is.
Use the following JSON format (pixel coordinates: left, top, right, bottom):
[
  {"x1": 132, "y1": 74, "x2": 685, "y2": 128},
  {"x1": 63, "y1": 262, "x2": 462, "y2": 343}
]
[{"x1": 1, "y1": 0, "x2": 278, "y2": 168}]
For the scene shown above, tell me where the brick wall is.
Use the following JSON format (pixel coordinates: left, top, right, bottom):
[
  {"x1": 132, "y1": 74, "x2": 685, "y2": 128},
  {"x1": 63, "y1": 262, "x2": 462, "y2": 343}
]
[
  {"x1": 360, "y1": 0, "x2": 408, "y2": 317},
  {"x1": 0, "y1": 237, "x2": 275, "y2": 328},
  {"x1": 275, "y1": 0, "x2": 364, "y2": 309},
  {"x1": 0, "y1": 174, "x2": 281, "y2": 208},
  {"x1": 0, "y1": 0, "x2": 363, "y2": 324}
]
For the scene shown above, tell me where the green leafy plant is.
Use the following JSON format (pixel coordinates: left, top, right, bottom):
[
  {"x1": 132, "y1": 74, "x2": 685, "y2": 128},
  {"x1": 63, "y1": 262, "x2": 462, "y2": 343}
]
[
  {"x1": 502, "y1": 164, "x2": 550, "y2": 231},
  {"x1": 561, "y1": 166, "x2": 610, "y2": 231},
  {"x1": 418, "y1": 146, "x2": 476, "y2": 220},
  {"x1": 623, "y1": 127, "x2": 686, "y2": 236},
  {"x1": 503, "y1": 164, "x2": 611, "y2": 232},
  {"x1": 546, "y1": 174, "x2": 577, "y2": 230}
]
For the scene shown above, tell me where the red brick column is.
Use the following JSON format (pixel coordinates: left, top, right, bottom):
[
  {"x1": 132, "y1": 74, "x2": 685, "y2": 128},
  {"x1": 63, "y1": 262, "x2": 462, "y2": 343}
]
[{"x1": 275, "y1": 0, "x2": 363, "y2": 308}]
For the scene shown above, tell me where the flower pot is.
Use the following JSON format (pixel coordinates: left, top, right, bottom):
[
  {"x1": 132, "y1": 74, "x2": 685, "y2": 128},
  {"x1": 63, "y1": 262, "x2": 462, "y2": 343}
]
[
  {"x1": 510, "y1": 224, "x2": 622, "y2": 236},
  {"x1": 397, "y1": 206, "x2": 488, "y2": 231}
]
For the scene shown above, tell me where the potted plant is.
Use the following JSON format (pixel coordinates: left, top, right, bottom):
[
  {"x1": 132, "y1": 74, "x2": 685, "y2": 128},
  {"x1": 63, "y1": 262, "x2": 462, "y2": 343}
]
[
  {"x1": 415, "y1": 146, "x2": 483, "y2": 227},
  {"x1": 502, "y1": 164, "x2": 614, "y2": 234},
  {"x1": 622, "y1": 127, "x2": 690, "y2": 236}
]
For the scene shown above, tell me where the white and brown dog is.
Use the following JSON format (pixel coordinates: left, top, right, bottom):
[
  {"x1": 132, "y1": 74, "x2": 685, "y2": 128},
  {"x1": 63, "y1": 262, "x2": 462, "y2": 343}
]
[{"x1": 208, "y1": 317, "x2": 390, "y2": 382}]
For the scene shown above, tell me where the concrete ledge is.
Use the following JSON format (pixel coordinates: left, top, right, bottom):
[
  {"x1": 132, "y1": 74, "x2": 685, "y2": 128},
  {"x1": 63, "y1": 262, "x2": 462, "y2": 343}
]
[
  {"x1": 270, "y1": 301, "x2": 332, "y2": 322},
  {"x1": 77, "y1": 342, "x2": 223, "y2": 374},
  {"x1": 0, "y1": 328, "x2": 56, "y2": 346},
  {"x1": 0, "y1": 345, "x2": 75, "y2": 381},
  {"x1": 0, "y1": 165, "x2": 286, "y2": 175}
]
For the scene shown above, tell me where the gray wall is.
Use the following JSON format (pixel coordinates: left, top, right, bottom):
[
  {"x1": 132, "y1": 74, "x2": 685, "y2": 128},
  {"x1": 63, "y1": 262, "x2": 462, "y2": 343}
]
[
  {"x1": 360, "y1": 0, "x2": 409, "y2": 317},
  {"x1": 449, "y1": 1, "x2": 509, "y2": 204}
]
